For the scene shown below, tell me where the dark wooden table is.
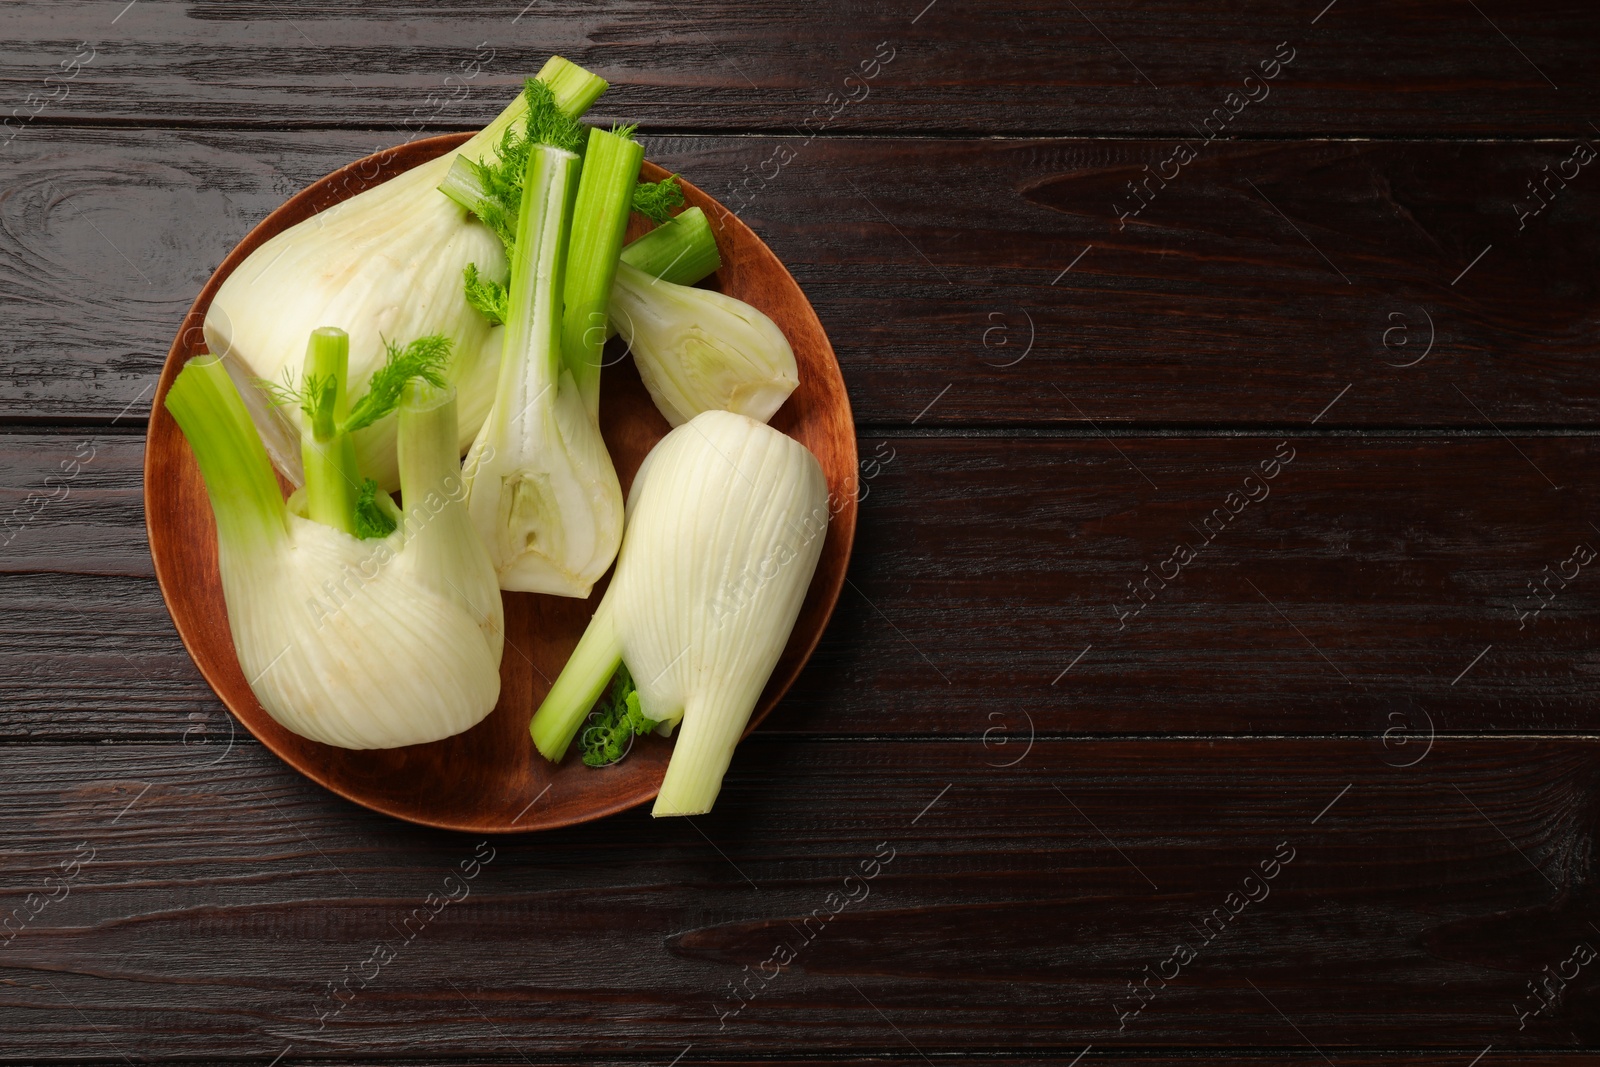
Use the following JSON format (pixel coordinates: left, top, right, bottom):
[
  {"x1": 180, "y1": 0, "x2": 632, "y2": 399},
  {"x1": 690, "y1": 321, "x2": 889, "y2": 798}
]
[{"x1": 4, "y1": 2, "x2": 1600, "y2": 1062}]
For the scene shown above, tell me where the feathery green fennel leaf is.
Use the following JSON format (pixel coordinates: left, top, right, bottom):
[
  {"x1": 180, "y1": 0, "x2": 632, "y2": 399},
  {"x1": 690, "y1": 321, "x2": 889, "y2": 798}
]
[
  {"x1": 579, "y1": 665, "x2": 658, "y2": 768},
  {"x1": 631, "y1": 174, "x2": 684, "y2": 224},
  {"x1": 468, "y1": 78, "x2": 586, "y2": 260},
  {"x1": 255, "y1": 369, "x2": 302, "y2": 411},
  {"x1": 456, "y1": 77, "x2": 596, "y2": 324},
  {"x1": 343, "y1": 335, "x2": 453, "y2": 434},
  {"x1": 463, "y1": 263, "x2": 509, "y2": 327},
  {"x1": 353, "y1": 478, "x2": 397, "y2": 539}
]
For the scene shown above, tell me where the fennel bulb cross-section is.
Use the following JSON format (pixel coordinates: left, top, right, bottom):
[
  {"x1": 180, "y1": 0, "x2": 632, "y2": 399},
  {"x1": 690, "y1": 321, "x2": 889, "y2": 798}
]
[
  {"x1": 165, "y1": 356, "x2": 504, "y2": 751},
  {"x1": 529, "y1": 410, "x2": 829, "y2": 816},
  {"x1": 463, "y1": 144, "x2": 624, "y2": 597}
]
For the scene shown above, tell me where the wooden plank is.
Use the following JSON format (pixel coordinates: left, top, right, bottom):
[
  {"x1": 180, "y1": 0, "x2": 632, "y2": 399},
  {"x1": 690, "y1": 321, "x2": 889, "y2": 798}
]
[
  {"x1": 0, "y1": 1062, "x2": 1551, "y2": 1067},
  {"x1": 3, "y1": 431, "x2": 1597, "y2": 739},
  {"x1": 1, "y1": 1, "x2": 1596, "y2": 134},
  {"x1": 2, "y1": 130, "x2": 1598, "y2": 426},
  {"x1": 0, "y1": 738, "x2": 1593, "y2": 1057}
]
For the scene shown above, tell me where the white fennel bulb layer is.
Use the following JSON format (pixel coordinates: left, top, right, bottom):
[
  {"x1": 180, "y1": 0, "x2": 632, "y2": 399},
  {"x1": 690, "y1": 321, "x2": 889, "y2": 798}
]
[{"x1": 227, "y1": 504, "x2": 504, "y2": 749}]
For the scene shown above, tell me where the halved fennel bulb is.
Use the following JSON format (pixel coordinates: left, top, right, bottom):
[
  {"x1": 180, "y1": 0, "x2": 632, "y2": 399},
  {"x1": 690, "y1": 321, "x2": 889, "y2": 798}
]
[{"x1": 463, "y1": 144, "x2": 623, "y2": 597}]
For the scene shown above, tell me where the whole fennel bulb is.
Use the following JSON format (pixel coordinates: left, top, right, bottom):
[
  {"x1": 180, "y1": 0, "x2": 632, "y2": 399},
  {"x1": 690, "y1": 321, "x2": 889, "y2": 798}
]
[
  {"x1": 163, "y1": 353, "x2": 504, "y2": 750},
  {"x1": 204, "y1": 58, "x2": 606, "y2": 491},
  {"x1": 528, "y1": 410, "x2": 829, "y2": 815}
]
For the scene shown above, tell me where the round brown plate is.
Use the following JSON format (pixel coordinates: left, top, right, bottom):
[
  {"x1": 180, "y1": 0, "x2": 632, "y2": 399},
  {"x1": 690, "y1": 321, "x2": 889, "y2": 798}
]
[{"x1": 144, "y1": 134, "x2": 857, "y2": 833}]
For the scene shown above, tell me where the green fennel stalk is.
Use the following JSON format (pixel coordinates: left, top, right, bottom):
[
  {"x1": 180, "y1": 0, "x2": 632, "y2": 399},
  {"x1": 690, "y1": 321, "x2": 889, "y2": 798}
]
[
  {"x1": 536, "y1": 54, "x2": 609, "y2": 117},
  {"x1": 298, "y1": 327, "x2": 364, "y2": 537},
  {"x1": 618, "y1": 206, "x2": 721, "y2": 284},
  {"x1": 461, "y1": 205, "x2": 722, "y2": 328},
  {"x1": 289, "y1": 329, "x2": 450, "y2": 539},
  {"x1": 164, "y1": 356, "x2": 288, "y2": 557},
  {"x1": 502, "y1": 145, "x2": 578, "y2": 422},
  {"x1": 562, "y1": 125, "x2": 645, "y2": 419},
  {"x1": 530, "y1": 596, "x2": 623, "y2": 761}
]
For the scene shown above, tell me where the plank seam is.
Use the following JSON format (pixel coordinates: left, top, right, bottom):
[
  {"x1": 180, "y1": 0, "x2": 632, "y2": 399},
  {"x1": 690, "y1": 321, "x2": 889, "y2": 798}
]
[
  {"x1": 6, "y1": 118, "x2": 1597, "y2": 143},
  {"x1": 1, "y1": 733, "x2": 1596, "y2": 746}
]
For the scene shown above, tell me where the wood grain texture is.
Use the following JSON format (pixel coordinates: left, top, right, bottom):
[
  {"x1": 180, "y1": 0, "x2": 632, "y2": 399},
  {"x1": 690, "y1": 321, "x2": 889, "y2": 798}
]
[
  {"x1": 3, "y1": 130, "x2": 1598, "y2": 426},
  {"x1": 4, "y1": 432, "x2": 1598, "y2": 739},
  {"x1": 72, "y1": 1062, "x2": 1574, "y2": 1067},
  {"x1": 0, "y1": 738, "x2": 1595, "y2": 1058},
  {"x1": 1, "y1": 0, "x2": 1596, "y2": 134}
]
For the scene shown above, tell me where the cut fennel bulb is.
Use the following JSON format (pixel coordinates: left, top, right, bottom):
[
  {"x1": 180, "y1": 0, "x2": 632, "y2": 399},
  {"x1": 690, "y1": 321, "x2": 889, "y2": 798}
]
[
  {"x1": 164, "y1": 354, "x2": 504, "y2": 750},
  {"x1": 204, "y1": 57, "x2": 606, "y2": 491},
  {"x1": 609, "y1": 260, "x2": 799, "y2": 427},
  {"x1": 528, "y1": 410, "x2": 829, "y2": 815},
  {"x1": 463, "y1": 144, "x2": 624, "y2": 597}
]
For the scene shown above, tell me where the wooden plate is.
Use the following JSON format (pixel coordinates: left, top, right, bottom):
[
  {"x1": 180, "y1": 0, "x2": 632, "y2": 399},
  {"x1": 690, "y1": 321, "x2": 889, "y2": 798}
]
[{"x1": 144, "y1": 134, "x2": 857, "y2": 833}]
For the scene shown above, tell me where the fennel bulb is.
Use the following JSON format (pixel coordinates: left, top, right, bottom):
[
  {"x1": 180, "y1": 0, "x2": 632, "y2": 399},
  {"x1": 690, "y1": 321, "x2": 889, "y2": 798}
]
[
  {"x1": 164, "y1": 347, "x2": 504, "y2": 751},
  {"x1": 528, "y1": 410, "x2": 829, "y2": 816},
  {"x1": 609, "y1": 261, "x2": 799, "y2": 426},
  {"x1": 463, "y1": 143, "x2": 623, "y2": 597},
  {"x1": 204, "y1": 58, "x2": 607, "y2": 491}
]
